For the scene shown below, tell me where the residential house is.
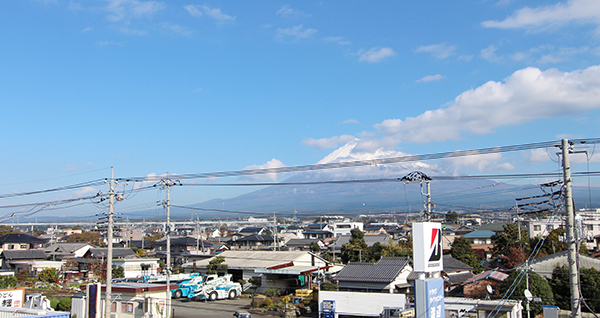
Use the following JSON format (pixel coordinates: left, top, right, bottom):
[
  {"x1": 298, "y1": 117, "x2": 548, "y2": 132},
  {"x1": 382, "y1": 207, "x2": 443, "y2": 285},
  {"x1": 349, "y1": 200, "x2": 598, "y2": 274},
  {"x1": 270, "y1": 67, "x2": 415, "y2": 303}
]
[
  {"x1": 333, "y1": 234, "x2": 391, "y2": 253},
  {"x1": 112, "y1": 258, "x2": 160, "y2": 278},
  {"x1": 227, "y1": 234, "x2": 281, "y2": 250},
  {"x1": 181, "y1": 250, "x2": 332, "y2": 293},
  {"x1": 0, "y1": 250, "x2": 62, "y2": 275},
  {"x1": 151, "y1": 236, "x2": 213, "y2": 266},
  {"x1": 44, "y1": 243, "x2": 93, "y2": 261},
  {"x1": 285, "y1": 239, "x2": 323, "y2": 252},
  {"x1": 462, "y1": 230, "x2": 495, "y2": 259},
  {"x1": 515, "y1": 250, "x2": 600, "y2": 279},
  {"x1": 462, "y1": 269, "x2": 508, "y2": 298},
  {"x1": 333, "y1": 257, "x2": 412, "y2": 293},
  {"x1": 442, "y1": 255, "x2": 474, "y2": 293},
  {"x1": 75, "y1": 248, "x2": 138, "y2": 280},
  {"x1": 331, "y1": 223, "x2": 363, "y2": 237},
  {"x1": 0, "y1": 233, "x2": 47, "y2": 253}
]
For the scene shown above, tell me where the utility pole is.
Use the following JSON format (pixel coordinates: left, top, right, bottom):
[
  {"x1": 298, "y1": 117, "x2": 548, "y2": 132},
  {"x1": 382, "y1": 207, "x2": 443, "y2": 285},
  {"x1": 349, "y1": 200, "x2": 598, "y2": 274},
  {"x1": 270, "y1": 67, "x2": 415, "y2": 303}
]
[
  {"x1": 156, "y1": 176, "x2": 180, "y2": 318},
  {"x1": 104, "y1": 167, "x2": 115, "y2": 318},
  {"x1": 561, "y1": 139, "x2": 581, "y2": 318}
]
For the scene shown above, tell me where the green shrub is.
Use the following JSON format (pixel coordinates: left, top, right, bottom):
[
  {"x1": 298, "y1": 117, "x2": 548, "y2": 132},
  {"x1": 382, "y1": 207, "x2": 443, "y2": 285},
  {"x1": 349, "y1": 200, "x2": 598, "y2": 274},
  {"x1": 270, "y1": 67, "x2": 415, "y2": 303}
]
[
  {"x1": 260, "y1": 298, "x2": 273, "y2": 308},
  {"x1": 49, "y1": 298, "x2": 60, "y2": 310},
  {"x1": 57, "y1": 297, "x2": 71, "y2": 311},
  {"x1": 264, "y1": 288, "x2": 281, "y2": 297}
]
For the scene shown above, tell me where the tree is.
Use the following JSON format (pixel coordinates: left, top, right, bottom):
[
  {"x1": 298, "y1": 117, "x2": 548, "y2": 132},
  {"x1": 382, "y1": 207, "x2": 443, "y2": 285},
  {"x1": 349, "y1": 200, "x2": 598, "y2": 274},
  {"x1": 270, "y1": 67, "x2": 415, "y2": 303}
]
[
  {"x1": 145, "y1": 232, "x2": 163, "y2": 243},
  {"x1": 550, "y1": 265, "x2": 600, "y2": 313},
  {"x1": 446, "y1": 211, "x2": 459, "y2": 222},
  {"x1": 0, "y1": 225, "x2": 14, "y2": 236},
  {"x1": 207, "y1": 256, "x2": 227, "y2": 274},
  {"x1": 113, "y1": 266, "x2": 124, "y2": 279},
  {"x1": 309, "y1": 242, "x2": 321, "y2": 254},
  {"x1": 499, "y1": 270, "x2": 554, "y2": 317},
  {"x1": 66, "y1": 231, "x2": 103, "y2": 246},
  {"x1": 340, "y1": 229, "x2": 368, "y2": 263},
  {"x1": 38, "y1": 268, "x2": 59, "y2": 283},
  {"x1": 0, "y1": 276, "x2": 17, "y2": 289},
  {"x1": 450, "y1": 236, "x2": 483, "y2": 274},
  {"x1": 491, "y1": 223, "x2": 529, "y2": 261}
]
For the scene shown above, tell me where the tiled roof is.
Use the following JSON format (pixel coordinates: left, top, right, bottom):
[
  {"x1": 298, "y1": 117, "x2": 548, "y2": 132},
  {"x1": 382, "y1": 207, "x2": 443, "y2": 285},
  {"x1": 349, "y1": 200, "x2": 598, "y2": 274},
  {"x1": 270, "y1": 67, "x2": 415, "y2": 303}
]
[
  {"x1": 231, "y1": 234, "x2": 278, "y2": 242},
  {"x1": 334, "y1": 257, "x2": 410, "y2": 283},
  {"x1": 462, "y1": 230, "x2": 496, "y2": 239},
  {"x1": 0, "y1": 233, "x2": 46, "y2": 244},
  {"x1": 447, "y1": 272, "x2": 475, "y2": 285},
  {"x1": 334, "y1": 234, "x2": 390, "y2": 250},
  {"x1": 153, "y1": 237, "x2": 213, "y2": 247},
  {"x1": 286, "y1": 239, "x2": 319, "y2": 246},
  {"x1": 443, "y1": 255, "x2": 473, "y2": 272},
  {"x1": 2, "y1": 249, "x2": 47, "y2": 260},
  {"x1": 463, "y1": 269, "x2": 508, "y2": 285},
  {"x1": 88, "y1": 248, "x2": 137, "y2": 259}
]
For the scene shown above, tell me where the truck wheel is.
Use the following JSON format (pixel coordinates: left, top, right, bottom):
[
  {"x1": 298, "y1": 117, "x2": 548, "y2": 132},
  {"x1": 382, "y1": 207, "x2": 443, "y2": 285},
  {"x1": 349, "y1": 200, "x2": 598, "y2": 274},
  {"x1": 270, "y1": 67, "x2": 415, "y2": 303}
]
[
  {"x1": 173, "y1": 290, "x2": 182, "y2": 299},
  {"x1": 209, "y1": 292, "x2": 218, "y2": 301},
  {"x1": 228, "y1": 290, "x2": 237, "y2": 299}
]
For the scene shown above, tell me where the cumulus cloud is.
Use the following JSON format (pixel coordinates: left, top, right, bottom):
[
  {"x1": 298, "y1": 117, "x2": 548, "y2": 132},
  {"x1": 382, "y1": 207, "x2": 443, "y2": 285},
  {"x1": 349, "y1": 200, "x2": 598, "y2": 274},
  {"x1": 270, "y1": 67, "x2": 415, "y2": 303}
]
[
  {"x1": 72, "y1": 186, "x2": 99, "y2": 198},
  {"x1": 275, "y1": 24, "x2": 317, "y2": 41},
  {"x1": 482, "y1": 0, "x2": 600, "y2": 31},
  {"x1": 417, "y1": 74, "x2": 444, "y2": 83},
  {"x1": 523, "y1": 148, "x2": 554, "y2": 164},
  {"x1": 276, "y1": 5, "x2": 311, "y2": 18},
  {"x1": 446, "y1": 152, "x2": 514, "y2": 172},
  {"x1": 415, "y1": 43, "x2": 456, "y2": 59},
  {"x1": 184, "y1": 4, "x2": 235, "y2": 23},
  {"x1": 105, "y1": 0, "x2": 165, "y2": 22},
  {"x1": 365, "y1": 64, "x2": 600, "y2": 148},
  {"x1": 302, "y1": 135, "x2": 356, "y2": 149},
  {"x1": 241, "y1": 159, "x2": 287, "y2": 182},
  {"x1": 357, "y1": 47, "x2": 396, "y2": 63}
]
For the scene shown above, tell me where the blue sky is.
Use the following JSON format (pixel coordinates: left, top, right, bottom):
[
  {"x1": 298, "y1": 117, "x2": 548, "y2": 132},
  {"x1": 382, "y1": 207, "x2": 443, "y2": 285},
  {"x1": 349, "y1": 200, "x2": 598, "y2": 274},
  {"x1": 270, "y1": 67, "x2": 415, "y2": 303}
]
[{"x1": 1, "y1": 0, "x2": 600, "y2": 220}]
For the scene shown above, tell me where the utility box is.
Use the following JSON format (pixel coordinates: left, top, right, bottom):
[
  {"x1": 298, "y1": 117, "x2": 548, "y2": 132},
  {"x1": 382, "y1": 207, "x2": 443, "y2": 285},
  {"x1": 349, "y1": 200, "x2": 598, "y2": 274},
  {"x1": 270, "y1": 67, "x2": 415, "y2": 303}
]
[{"x1": 542, "y1": 305, "x2": 559, "y2": 318}]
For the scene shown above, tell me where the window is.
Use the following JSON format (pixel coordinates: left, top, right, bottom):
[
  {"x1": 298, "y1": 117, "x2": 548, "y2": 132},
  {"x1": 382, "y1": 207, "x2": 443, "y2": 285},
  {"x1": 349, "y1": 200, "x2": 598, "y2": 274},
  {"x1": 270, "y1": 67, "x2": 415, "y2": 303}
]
[
  {"x1": 7, "y1": 245, "x2": 14, "y2": 250},
  {"x1": 20, "y1": 244, "x2": 27, "y2": 249},
  {"x1": 547, "y1": 225, "x2": 554, "y2": 230},
  {"x1": 586, "y1": 225, "x2": 594, "y2": 231},
  {"x1": 111, "y1": 302, "x2": 117, "y2": 312},
  {"x1": 121, "y1": 303, "x2": 133, "y2": 313},
  {"x1": 534, "y1": 225, "x2": 541, "y2": 231}
]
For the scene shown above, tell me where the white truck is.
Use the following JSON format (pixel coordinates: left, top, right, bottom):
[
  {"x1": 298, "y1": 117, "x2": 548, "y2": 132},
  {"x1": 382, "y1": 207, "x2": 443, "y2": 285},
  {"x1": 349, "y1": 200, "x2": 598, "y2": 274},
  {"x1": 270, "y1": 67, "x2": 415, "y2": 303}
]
[{"x1": 191, "y1": 274, "x2": 242, "y2": 301}]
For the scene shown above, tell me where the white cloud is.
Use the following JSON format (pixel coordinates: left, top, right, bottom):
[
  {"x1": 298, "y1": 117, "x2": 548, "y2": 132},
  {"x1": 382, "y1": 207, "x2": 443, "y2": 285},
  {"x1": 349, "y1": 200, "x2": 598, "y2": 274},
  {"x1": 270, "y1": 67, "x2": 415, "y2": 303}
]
[
  {"x1": 184, "y1": 4, "x2": 235, "y2": 22},
  {"x1": 302, "y1": 135, "x2": 356, "y2": 149},
  {"x1": 523, "y1": 148, "x2": 554, "y2": 164},
  {"x1": 417, "y1": 74, "x2": 444, "y2": 83},
  {"x1": 276, "y1": 5, "x2": 311, "y2": 18},
  {"x1": 482, "y1": 0, "x2": 600, "y2": 31},
  {"x1": 415, "y1": 43, "x2": 456, "y2": 59},
  {"x1": 119, "y1": 27, "x2": 148, "y2": 35},
  {"x1": 105, "y1": 0, "x2": 165, "y2": 22},
  {"x1": 241, "y1": 159, "x2": 287, "y2": 182},
  {"x1": 161, "y1": 23, "x2": 193, "y2": 36},
  {"x1": 446, "y1": 152, "x2": 515, "y2": 172},
  {"x1": 183, "y1": 4, "x2": 202, "y2": 17},
  {"x1": 340, "y1": 119, "x2": 359, "y2": 125},
  {"x1": 324, "y1": 36, "x2": 351, "y2": 45},
  {"x1": 72, "y1": 186, "x2": 98, "y2": 198},
  {"x1": 96, "y1": 40, "x2": 125, "y2": 46},
  {"x1": 275, "y1": 24, "x2": 317, "y2": 41},
  {"x1": 81, "y1": 27, "x2": 93, "y2": 33},
  {"x1": 357, "y1": 47, "x2": 396, "y2": 63},
  {"x1": 358, "y1": 64, "x2": 600, "y2": 148},
  {"x1": 481, "y1": 45, "x2": 502, "y2": 62}
]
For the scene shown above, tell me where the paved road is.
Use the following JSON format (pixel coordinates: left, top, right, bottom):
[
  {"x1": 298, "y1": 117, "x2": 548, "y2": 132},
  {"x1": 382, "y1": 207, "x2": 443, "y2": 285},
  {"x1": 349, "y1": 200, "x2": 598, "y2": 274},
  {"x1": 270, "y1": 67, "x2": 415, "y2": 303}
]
[{"x1": 171, "y1": 297, "x2": 280, "y2": 318}]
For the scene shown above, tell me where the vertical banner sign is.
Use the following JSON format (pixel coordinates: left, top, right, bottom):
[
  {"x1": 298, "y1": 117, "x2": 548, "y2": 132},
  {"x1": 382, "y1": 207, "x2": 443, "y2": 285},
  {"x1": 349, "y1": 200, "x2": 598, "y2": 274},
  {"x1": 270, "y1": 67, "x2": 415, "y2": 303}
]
[
  {"x1": 87, "y1": 283, "x2": 101, "y2": 318},
  {"x1": 426, "y1": 279, "x2": 445, "y2": 318},
  {"x1": 412, "y1": 222, "x2": 443, "y2": 272}
]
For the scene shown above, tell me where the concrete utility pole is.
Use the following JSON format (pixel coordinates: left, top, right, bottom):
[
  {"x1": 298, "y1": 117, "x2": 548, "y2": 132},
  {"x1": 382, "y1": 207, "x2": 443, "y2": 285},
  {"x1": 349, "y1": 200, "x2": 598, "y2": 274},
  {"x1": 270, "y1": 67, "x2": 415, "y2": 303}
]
[
  {"x1": 104, "y1": 167, "x2": 115, "y2": 318},
  {"x1": 561, "y1": 139, "x2": 582, "y2": 318},
  {"x1": 156, "y1": 176, "x2": 180, "y2": 318}
]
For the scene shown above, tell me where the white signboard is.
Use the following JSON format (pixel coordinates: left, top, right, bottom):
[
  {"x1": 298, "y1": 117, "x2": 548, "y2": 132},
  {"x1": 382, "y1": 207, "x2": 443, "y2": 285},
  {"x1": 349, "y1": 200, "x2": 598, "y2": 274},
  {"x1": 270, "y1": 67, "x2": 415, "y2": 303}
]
[
  {"x1": 0, "y1": 288, "x2": 24, "y2": 308},
  {"x1": 412, "y1": 222, "x2": 443, "y2": 272}
]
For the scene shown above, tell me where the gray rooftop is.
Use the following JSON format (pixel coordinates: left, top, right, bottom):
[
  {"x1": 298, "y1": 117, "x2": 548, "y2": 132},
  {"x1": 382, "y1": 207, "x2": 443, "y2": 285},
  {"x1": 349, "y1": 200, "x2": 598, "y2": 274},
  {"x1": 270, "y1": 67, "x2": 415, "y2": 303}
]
[{"x1": 334, "y1": 257, "x2": 410, "y2": 283}]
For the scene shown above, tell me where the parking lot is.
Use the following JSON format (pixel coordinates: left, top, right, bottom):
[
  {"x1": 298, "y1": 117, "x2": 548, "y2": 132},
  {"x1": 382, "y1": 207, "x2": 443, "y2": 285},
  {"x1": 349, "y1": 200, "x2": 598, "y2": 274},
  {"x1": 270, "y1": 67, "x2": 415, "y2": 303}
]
[{"x1": 170, "y1": 297, "x2": 280, "y2": 318}]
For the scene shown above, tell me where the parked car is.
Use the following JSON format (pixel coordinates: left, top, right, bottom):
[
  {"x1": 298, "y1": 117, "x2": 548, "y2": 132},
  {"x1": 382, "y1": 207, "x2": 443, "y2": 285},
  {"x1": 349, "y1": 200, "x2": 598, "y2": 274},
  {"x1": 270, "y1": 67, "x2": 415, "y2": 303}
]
[{"x1": 233, "y1": 310, "x2": 251, "y2": 318}]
